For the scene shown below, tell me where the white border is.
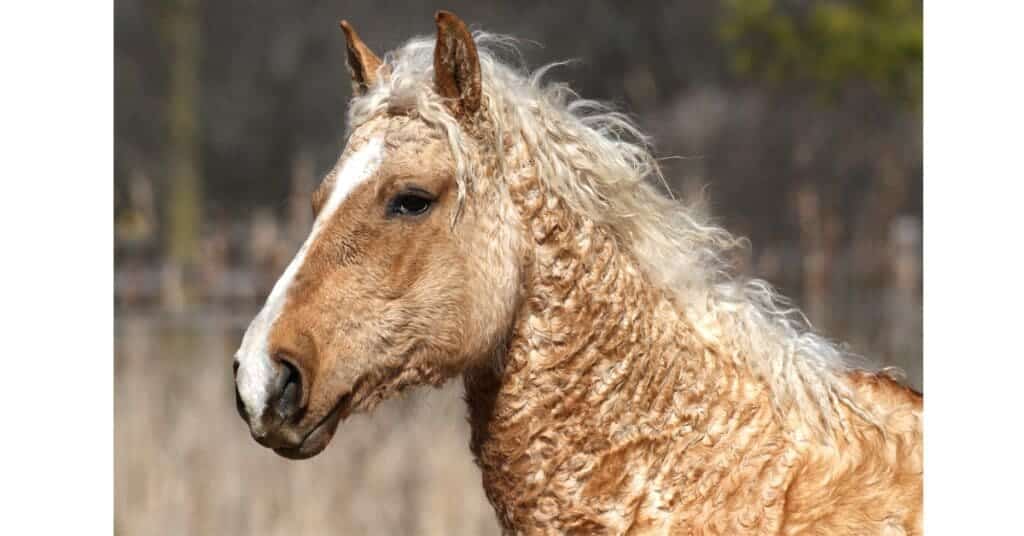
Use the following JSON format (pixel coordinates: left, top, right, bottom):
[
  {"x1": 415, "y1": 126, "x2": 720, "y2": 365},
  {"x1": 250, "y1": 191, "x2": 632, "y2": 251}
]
[
  {"x1": 925, "y1": 2, "x2": 1024, "y2": 532},
  {"x1": 1, "y1": 2, "x2": 113, "y2": 533},
  {"x1": 3, "y1": 1, "x2": 1023, "y2": 532}
]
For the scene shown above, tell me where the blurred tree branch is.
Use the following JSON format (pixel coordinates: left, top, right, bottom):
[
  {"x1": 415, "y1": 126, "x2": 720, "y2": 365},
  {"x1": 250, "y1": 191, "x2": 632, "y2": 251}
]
[{"x1": 719, "y1": 0, "x2": 922, "y2": 108}]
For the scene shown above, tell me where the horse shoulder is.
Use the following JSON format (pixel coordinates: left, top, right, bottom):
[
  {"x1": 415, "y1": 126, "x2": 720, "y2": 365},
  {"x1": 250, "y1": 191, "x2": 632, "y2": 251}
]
[{"x1": 779, "y1": 371, "x2": 922, "y2": 534}]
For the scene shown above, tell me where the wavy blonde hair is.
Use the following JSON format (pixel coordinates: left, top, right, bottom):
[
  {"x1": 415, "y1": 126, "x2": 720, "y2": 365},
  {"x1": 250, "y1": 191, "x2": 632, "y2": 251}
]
[{"x1": 346, "y1": 33, "x2": 881, "y2": 436}]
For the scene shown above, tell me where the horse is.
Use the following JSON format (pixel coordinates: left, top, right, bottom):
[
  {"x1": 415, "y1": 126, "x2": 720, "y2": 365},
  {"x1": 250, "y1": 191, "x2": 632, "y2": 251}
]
[{"x1": 233, "y1": 11, "x2": 922, "y2": 534}]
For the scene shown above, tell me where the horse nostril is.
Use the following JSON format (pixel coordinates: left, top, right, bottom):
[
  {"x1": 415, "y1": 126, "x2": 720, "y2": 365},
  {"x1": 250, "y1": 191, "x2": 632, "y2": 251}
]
[
  {"x1": 273, "y1": 357, "x2": 304, "y2": 421},
  {"x1": 232, "y1": 359, "x2": 240, "y2": 377}
]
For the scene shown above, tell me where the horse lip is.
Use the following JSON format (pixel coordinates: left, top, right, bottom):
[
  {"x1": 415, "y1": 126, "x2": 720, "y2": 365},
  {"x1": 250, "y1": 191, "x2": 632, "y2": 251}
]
[
  {"x1": 269, "y1": 370, "x2": 400, "y2": 459},
  {"x1": 272, "y1": 391, "x2": 353, "y2": 460}
]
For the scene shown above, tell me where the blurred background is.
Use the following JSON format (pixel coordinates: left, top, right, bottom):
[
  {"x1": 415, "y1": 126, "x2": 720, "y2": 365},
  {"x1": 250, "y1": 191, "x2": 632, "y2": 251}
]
[{"x1": 114, "y1": 1, "x2": 921, "y2": 534}]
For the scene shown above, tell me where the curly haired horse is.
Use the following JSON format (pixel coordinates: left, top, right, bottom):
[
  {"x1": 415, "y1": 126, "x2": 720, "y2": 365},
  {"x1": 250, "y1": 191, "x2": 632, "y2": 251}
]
[{"x1": 233, "y1": 11, "x2": 922, "y2": 534}]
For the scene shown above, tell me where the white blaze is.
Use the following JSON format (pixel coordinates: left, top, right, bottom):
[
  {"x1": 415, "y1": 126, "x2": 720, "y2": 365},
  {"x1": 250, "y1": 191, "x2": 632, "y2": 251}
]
[{"x1": 235, "y1": 136, "x2": 385, "y2": 421}]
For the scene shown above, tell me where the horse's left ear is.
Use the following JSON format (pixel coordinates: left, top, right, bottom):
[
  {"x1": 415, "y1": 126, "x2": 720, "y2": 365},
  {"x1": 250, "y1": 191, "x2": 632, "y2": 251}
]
[
  {"x1": 433, "y1": 10, "x2": 481, "y2": 118},
  {"x1": 339, "y1": 20, "x2": 386, "y2": 95}
]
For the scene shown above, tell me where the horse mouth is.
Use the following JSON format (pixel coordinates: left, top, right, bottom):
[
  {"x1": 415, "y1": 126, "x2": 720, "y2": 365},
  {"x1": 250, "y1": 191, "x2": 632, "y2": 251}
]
[
  {"x1": 272, "y1": 391, "x2": 353, "y2": 460},
  {"x1": 270, "y1": 368, "x2": 410, "y2": 459}
]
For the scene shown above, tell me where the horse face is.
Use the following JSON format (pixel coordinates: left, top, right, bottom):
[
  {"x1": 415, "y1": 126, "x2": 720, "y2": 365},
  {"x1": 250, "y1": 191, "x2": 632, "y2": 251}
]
[{"x1": 233, "y1": 115, "x2": 521, "y2": 459}]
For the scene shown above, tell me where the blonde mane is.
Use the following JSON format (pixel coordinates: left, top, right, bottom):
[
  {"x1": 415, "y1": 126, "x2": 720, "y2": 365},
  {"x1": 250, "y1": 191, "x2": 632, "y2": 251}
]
[{"x1": 347, "y1": 33, "x2": 881, "y2": 435}]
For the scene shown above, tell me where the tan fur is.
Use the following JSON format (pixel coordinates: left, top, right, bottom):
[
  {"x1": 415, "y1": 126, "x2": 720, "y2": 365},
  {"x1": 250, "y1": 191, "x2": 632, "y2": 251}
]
[
  {"x1": 262, "y1": 116, "x2": 522, "y2": 455},
  {"x1": 240, "y1": 12, "x2": 922, "y2": 534},
  {"x1": 465, "y1": 168, "x2": 921, "y2": 534}
]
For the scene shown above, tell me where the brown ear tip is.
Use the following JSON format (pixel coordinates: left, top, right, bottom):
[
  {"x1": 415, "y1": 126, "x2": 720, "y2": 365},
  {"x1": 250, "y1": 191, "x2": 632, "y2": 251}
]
[
  {"x1": 339, "y1": 20, "x2": 352, "y2": 32},
  {"x1": 435, "y1": 10, "x2": 459, "y2": 26}
]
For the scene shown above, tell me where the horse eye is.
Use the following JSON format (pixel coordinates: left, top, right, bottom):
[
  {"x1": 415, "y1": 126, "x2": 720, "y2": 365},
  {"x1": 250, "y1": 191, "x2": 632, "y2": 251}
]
[{"x1": 388, "y1": 192, "x2": 433, "y2": 217}]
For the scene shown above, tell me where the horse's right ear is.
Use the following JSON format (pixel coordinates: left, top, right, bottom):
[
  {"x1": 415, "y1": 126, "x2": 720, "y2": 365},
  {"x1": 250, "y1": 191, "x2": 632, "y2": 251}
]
[
  {"x1": 339, "y1": 20, "x2": 386, "y2": 95},
  {"x1": 433, "y1": 11, "x2": 481, "y2": 118}
]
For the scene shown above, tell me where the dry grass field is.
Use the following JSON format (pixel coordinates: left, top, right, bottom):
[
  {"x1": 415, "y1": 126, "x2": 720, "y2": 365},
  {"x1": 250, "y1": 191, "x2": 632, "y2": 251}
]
[
  {"x1": 115, "y1": 296, "x2": 919, "y2": 535},
  {"x1": 115, "y1": 311, "x2": 501, "y2": 535}
]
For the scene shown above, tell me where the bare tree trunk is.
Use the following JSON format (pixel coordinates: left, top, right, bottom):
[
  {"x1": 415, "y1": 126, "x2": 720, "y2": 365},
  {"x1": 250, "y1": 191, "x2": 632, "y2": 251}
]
[{"x1": 161, "y1": 0, "x2": 201, "y2": 312}]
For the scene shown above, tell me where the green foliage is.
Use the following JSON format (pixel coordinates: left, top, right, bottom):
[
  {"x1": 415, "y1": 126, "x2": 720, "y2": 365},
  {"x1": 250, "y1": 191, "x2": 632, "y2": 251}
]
[{"x1": 719, "y1": 0, "x2": 921, "y2": 107}]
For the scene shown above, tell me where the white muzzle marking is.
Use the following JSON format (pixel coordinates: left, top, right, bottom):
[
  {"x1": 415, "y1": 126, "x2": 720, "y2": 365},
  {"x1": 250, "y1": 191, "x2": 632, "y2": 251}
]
[{"x1": 234, "y1": 136, "x2": 385, "y2": 422}]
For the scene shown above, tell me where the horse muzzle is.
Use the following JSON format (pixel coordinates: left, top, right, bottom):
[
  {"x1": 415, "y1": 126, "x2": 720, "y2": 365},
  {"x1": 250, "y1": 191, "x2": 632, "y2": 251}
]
[{"x1": 234, "y1": 356, "x2": 340, "y2": 458}]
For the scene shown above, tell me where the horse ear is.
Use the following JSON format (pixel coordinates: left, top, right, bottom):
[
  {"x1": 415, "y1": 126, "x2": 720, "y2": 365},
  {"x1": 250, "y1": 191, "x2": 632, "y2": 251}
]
[
  {"x1": 433, "y1": 11, "x2": 481, "y2": 117},
  {"x1": 339, "y1": 20, "x2": 386, "y2": 95}
]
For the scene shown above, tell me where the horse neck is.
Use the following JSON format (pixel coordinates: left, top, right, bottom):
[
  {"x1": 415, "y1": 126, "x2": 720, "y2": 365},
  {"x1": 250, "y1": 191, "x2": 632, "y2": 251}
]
[{"x1": 463, "y1": 171, "x2": 768, "y2": 496}]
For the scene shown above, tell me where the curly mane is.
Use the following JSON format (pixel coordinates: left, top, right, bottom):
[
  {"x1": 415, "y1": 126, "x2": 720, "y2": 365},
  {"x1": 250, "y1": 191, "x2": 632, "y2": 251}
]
[{"x1": 346, "y1": 32, "x2": 883, "y2": 435}]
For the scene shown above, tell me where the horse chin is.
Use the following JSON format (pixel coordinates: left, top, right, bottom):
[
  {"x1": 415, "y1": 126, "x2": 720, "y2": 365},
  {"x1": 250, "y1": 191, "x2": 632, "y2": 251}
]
[
  {"x1": 272, "y1": 425, "x2": 334, "y2": 460},
  {"x1": 271, "y1": 372, "x2": 415, "y2": 460},
  {"x1": 272, "y1": 392, "x2": 351, "y2": 460}
]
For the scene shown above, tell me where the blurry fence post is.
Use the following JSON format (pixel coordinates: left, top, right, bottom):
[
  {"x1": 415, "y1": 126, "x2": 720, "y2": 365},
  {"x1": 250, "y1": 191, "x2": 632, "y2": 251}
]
[
  {"x1": 160, "y1": 0, "x2": 202, "y2": 312},
  {"x1": 796, "y1": 185, "x2": 840, "y2": 332},
  {"x1": 886, "y1": 215, "x2": 922, "y2": 387},
  {"x1": 247, "y1": 208, "x2": 282, "y2": 301},
  {"x1": 287, "y1": 149, "x2": 316, "y2": 245},
  {"x1": 115, "y1": 169, "x2": 158, "y2": 307}
]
